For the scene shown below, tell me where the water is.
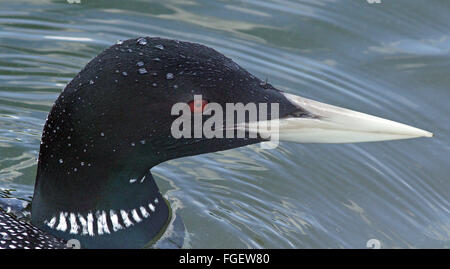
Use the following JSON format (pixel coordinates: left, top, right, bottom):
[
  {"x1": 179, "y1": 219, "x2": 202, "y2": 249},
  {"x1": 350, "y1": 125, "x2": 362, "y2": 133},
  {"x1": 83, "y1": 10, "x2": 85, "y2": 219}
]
[{"x1": 0, "y1": 0, "x2": 449, "y2": 248}]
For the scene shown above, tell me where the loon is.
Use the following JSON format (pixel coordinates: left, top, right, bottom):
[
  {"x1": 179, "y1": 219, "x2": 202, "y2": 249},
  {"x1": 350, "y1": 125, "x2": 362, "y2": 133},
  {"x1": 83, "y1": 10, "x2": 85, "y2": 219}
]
[{"x1": 0, "y1": 37, "x2": 432, "y2": 249}]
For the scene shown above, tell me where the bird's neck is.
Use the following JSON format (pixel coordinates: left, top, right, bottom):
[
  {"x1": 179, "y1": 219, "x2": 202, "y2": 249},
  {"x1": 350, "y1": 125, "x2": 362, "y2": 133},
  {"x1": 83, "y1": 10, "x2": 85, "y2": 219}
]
[{"x1": 31, "y1": 155, "x2": 170, "y2": 249}]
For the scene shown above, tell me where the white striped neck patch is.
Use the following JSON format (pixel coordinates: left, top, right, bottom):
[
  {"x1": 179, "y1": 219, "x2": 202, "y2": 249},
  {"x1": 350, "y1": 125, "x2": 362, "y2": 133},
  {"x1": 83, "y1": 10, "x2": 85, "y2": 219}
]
[{"x1": 43, "y1": 198, "x2": 160, "y2": 237}]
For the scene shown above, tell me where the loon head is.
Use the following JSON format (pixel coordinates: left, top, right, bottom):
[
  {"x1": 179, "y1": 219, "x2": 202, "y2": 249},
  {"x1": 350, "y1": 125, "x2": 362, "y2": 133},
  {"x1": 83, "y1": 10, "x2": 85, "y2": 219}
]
[{"x1": 31, "y1": 37, "x2": 432, "y2": 249}]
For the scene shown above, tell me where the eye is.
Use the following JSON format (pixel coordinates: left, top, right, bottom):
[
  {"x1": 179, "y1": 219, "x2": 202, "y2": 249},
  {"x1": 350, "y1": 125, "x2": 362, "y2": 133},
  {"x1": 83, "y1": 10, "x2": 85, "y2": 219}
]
[{"x1": 188, "y1": 99, "x2": 208, "y2": 113}]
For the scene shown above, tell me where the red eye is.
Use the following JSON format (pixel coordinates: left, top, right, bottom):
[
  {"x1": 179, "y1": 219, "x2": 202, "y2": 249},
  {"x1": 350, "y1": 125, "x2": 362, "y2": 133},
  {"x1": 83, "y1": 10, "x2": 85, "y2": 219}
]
[{"x1": 188, "y1": 99, "x2": 208, "y2": 113}]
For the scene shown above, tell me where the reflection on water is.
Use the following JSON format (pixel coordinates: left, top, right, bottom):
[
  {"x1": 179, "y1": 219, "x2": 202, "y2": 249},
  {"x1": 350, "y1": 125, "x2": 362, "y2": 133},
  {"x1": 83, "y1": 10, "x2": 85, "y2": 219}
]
[{"x1": 0, "y1": 0, "x2": 448, "y2": 248}]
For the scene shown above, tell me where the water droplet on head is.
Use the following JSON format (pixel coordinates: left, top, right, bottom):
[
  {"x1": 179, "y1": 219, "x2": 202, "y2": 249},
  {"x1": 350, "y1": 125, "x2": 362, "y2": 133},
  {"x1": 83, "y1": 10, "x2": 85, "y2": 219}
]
[
  {"x1": 122, "y1": 71, "x2": 128, "y2": 77},
  {"x1": 100, "y1": 132, "x2": 105, "y2": 137},
  {"x1": 59, "y1": 159, "x2": 63, "y2": 164},
  {"x1": 136, "y1": 61, "x2": 144, "y2": 67},
  {"x1": 154, "y1": 44, "x2": 164, "y2": 50},
  {"x1": 152, "y1": 57, "x2": 161, "y2": 62},
  {"x1": 138, "y1": 68, "x2": 148, "y2": 74},
  {"x1": 89, "y1": 80, "x2": 94, "y2": 85},
  {"x1": 137, "y1": 37, "x2": 147, "y2": 45},
  {"x1": 166, "y1": 73, "x2": 174, "y2": 80},
  {"x1": 116, "y1": 40, "x2": 123, "y2": 45}
]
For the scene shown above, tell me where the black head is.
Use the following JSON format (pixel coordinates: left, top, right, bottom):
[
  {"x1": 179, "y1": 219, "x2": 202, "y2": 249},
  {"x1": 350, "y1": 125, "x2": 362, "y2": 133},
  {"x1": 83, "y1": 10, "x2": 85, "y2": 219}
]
[
  {"x1": 51, "y1": 37, "x2": 300, "y2": 161},
  {"x1": 31, "y1": 37, "x2": 301, "y2": 248}
]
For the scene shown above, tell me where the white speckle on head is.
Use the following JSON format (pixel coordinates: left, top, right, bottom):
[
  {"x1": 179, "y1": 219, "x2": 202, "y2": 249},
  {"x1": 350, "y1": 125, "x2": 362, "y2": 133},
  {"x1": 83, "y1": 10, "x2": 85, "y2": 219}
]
[
  {"x1": 148, "y1": 203, "x2": 155, "y2": 212},
  {"x1": 59, "y1": 159, "x2": 63, "y2": 164},
  {"x1": 154, "y1": 198, "x2": 159, "y2": 204},
  {"x1": 55, "y1": 212, "x2": 67, "y2": 232},
  {"x1": 109, "y1": 210, "x2": 123, "y2": 232},
  {"x1": 100, "y1": 132, "x2": 105, "y2": 137},
  {"x1": 129, "y1": 178, "x2": 137, "y2": 184},
  {"x1": 154, "y1": 44, "x2": 164, "y2": 50},
  {"x1": 166, "y1": 73, "x2": 174, "y2": 80},
  {"x1": 140, "y1": 175, "x2": 146, "y2": 183},
  {"x1": 96, "y1": 211, "x2": 110, "y2": 235},
  {"x1": 69, "y1": 213, "x2": 79, "y2": 234},
  {"x1": 120, "y1": 210, "x2": 133, "y2": 228},
  {"x1": 131, "y1": 209, "x2": 142, "y2": 223}
]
